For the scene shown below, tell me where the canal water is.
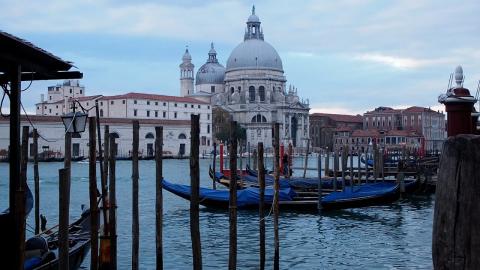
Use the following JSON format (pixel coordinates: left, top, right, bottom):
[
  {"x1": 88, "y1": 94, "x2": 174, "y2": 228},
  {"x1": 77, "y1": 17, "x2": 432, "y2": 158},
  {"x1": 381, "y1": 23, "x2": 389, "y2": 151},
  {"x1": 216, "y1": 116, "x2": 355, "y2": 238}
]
[{"x1": 0, "y1": 157, "x2": 434, "y2": 269}]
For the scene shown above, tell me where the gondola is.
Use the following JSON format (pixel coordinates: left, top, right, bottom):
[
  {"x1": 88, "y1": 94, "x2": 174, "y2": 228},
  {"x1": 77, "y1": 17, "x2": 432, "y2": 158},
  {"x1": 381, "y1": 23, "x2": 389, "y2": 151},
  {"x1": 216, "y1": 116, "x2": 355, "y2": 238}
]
[
  {"x1": 24, "y1": 207, "x2": 91, "y2": 270},
  {"x1": 71, "y1": 156, "x2": 85, "y2": 162},
  {"x1": 162, "y1": 179, "x2": 401, "y2": 212},
  {"x1": 0, "y1": 183, "x2": 34, "y2": 226}
]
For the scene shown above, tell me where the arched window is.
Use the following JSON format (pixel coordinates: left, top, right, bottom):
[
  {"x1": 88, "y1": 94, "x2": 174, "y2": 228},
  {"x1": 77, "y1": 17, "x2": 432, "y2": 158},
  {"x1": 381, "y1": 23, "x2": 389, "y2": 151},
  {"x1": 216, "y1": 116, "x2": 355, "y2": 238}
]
[
  {"x1": 230, "y1": 87, "x2": 234, "y2": 94},
  {"x1": 249, "y1": 86, "x2": 255, "y2": 102},
  {"x1": 237, "y1": 86, "x2": 241, "y2": 92},
  {"x1": 145, "y1": 132, "x2": 154, "y2": 139},
  {"x1": 259, "y1": 86, "x2": 265, "y2": 102},
  {"x1": 251, "y1": 114, "x2": 267, "y2": 123},
  {"x1": 111, "y1": 132, "x2": 120, "y2": 139},
  {"x1": 178, "y1": 133, "x2": 187, "y2": 139}
]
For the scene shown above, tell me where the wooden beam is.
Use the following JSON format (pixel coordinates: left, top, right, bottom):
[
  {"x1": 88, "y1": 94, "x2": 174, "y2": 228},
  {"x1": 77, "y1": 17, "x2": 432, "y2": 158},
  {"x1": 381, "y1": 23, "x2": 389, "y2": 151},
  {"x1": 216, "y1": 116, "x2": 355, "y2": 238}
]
[{"x1": 0, "y1": 71, "x2": 83, "y2": 84}]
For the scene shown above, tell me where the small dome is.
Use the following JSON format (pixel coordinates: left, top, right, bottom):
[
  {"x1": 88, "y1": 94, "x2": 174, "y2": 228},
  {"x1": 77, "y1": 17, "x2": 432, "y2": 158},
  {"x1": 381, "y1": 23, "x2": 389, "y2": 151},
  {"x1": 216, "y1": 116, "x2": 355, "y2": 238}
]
[
  {"x1": 226, "y1": 39, "x2": 283, "y2": 71},
  {"x1": 248, "y1": 14, "x2": 260, "y2": 23},
  {"x1": 196, "y1": 63, "x2": 225, "y2": 85}
]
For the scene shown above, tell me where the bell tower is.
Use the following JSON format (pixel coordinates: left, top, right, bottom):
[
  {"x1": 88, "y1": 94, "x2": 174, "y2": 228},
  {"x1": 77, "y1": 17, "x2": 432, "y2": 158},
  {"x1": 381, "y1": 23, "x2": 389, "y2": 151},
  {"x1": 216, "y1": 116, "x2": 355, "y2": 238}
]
[{"x1": 180, "y1": 47, "x2": 194, "y2": 96}]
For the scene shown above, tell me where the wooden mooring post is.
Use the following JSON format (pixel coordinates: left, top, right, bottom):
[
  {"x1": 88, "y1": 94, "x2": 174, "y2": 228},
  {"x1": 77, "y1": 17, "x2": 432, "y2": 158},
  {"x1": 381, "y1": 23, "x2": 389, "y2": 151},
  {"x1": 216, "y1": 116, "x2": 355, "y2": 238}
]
[
  {"x1": 212, "y1": 142, "x2": 217, "y2": 190},
  {"x1": 88, "y1": 118, "x2": 99, "y2": 270},
  {"x1": 303, "y1": 138, "x2": 310, "y2": 178},
  {"x1": 190, "y1": 115, "x2": 202, "y2": 270},
  {"x1": 99, "y1": 125, "x2": 111, "y2": 270},
  {"x1": 58, "y1": 167, "x2": 70, "y2": 270},
  {"x1": 228, "y1": 120, "x2": 238, "y2": 270},
  {"x1": 155, "y1": 126, "x2": 164, "y2": 270},
  {"x1": 341, "y1": 147, "x2": 347, "y2": 191},
  {"x1": 325, "y1": 149, "x2": 330, "y2": 177},
  {"x1": 333, "y1": 150, "x2": 338, "y2": 191},
  {"x1": 433, "y1": 135, "x2": 480, "y2": 269},
  {"x1": 132, "y1": 120, "x2": 140, "y2": 270},
  {"x1": 109, "y1": 135, "x2": 117, "y2": 270},
  {"x1": 317, "y1": 151, "x2": 322, "y2": 212},
  {"x1": 258, "y1": 142, "x2": 265, "y2": 270},
  {"x1": 288, "y1": 143, "x2": 293, "y2": 178},
  {"x1": 357, "y1": 149, "x2": 361, "y2": 185},
  {"x1": 273, "y1": 123, "x2": 280, "y2": 270},
  {"x1": 15, "y1": 126, "x2": 29, "y2": 269},
  {"x1": 33, "y1": 128, "x2": 40, "y2": 234}
]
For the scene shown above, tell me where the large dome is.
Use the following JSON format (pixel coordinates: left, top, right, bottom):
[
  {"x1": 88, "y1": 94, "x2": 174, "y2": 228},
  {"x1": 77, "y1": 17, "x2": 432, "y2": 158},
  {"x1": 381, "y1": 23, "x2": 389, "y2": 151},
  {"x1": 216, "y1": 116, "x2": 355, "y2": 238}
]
[
  {"x1": 196, "y1": 62, "x2": 225, "y2": 85},
  {"x1": 226, "y1": 39, "x2": 283, "y2": 72}
]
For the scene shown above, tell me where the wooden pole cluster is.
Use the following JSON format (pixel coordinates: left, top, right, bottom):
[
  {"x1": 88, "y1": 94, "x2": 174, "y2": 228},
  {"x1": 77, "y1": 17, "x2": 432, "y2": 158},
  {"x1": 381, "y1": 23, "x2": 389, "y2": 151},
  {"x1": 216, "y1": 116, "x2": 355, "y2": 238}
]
[
  {"x1": 228, "y1": 120, "x2": 238, "y2": 270},
  {"x1": 132, "y1": 121, "x2": 140, "y2": 270},
  {"x1": 273, "y1": 123, "x2": 280, "y2": 270},
  {"x1": 258, "y1": 142, "x2": 265, "y2": 270},
  {"x1": 433, "y1": 135, "x2": 480, "y2": 269},
  {"x1": 155, "y1": 126, "x2": 164, "y2": 270},
  {"x1": 88, "y1": 118, "x2": 99, "y2": 270},
  {"x1": 190, "y1": 114, "x2": 202, "y2": 270},
  {"x1": 99, "y1": 125, "x2": 111, "y2": 270},
  {"x1": 33, "y1": 129, "x2": 40, "y2": 235},
  {"x1": 109, "y1": 135, "x2": 117, "y2": 270}
]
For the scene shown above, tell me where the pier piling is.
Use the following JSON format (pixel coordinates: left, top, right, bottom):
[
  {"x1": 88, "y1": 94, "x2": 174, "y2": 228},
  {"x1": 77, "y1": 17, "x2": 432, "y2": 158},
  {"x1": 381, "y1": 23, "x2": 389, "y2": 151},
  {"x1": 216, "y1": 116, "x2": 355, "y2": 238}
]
[
  {"x1": 88, "y1": 117, "x2": 99, "y2": 270},
  {"x1": 155, "y1": 126, "x2": 164, "y2": 270},
  {"x1": 190, "y1": 115, "x2": 202, "y2": 270},
  {"x1": 317, "y1": 150, "x2": 322, "y2": 212},
  {"x1": 109, "y1": 135, "x2": 117, "y2": 270},
  {"x1": 258, "y1": 142, "x2": 265, "y2": 270},
  {"x1": 228, "y1": 120, "x2": 238, "y2": 270},
  {"x1": 433, "y1": 135, "x2": 480, "y2": 269},
  {"x1": 273, "y1": 123, "x2": 280, "y2": 270},
  {"x1": 212, "y1": 142, "x2": 217, "y2": 190},
  {"x1": 325, "y1": 149, "x2": 330, "y2": 177},
  {"x1": 333, "y1": 150, "x2": 338, "y2": 191},
  {"x1": 132, "y1": 120, "x2": 140, "y2": 270},
  {"x1": 58, "y1": 167, "x2": 70, "y2": 270},
  {"x1": 33, "y1": 128, "x2": 40, "y2": 234}
]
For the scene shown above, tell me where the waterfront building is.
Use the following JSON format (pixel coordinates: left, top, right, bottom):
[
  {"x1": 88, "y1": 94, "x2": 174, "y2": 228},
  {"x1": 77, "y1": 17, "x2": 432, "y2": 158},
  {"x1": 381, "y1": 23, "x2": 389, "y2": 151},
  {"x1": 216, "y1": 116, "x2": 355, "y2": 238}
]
[
  {"x1": 33, "y1": 80, "x2": 213, "y2": 156},
  {"x1": 329, "y1": 106, "x2": 446, "y2": 153},
  {"x1": 363, "y1": 106, "x2": 446, "y2": 153},
  {"x1": 309, "y1": 113, "x2": 363, "y2": 150},
  {"x1": 182, "y1": 6, "x2": 310, "y2": 149}
]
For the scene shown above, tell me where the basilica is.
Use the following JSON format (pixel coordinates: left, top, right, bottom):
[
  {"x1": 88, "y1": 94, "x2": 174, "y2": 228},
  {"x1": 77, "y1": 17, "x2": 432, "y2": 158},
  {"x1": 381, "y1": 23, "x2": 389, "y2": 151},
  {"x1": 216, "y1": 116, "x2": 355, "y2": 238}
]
[{"x1": 180, "y1": 6, "x2": 310, "y2": 148}]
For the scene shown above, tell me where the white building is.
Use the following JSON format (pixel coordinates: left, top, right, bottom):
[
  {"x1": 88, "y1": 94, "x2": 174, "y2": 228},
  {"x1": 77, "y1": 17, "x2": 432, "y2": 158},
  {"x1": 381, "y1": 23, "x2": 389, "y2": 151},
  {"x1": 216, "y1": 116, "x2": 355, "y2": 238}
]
[
  {"x1": 34, "y1": 80, "x2": 213, "y2": 156},
  {"x1": 0, "y1": 115, "x2": 194, "y2": 158},
  {"x1": 181, "y1": 6, "x2": 310, "y2": 148}
]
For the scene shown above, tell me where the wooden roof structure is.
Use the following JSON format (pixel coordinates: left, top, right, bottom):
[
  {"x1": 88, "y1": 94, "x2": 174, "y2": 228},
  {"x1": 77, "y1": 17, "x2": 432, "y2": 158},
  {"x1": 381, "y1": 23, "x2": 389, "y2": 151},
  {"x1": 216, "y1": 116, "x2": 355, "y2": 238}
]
[
  {"x1": 0, "y1": 31, "x2": 83, "y2": 269},
  {"x1": 0, "y1": 31, "x2": 82, "y2": 82}
]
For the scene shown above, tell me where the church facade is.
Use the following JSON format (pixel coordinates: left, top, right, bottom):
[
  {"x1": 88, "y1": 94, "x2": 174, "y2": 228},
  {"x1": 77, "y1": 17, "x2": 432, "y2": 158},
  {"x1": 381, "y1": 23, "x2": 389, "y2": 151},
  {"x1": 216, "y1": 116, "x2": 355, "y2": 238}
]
[{"x1": 180, "y1": 7, "x2": 310, "y2": 148}]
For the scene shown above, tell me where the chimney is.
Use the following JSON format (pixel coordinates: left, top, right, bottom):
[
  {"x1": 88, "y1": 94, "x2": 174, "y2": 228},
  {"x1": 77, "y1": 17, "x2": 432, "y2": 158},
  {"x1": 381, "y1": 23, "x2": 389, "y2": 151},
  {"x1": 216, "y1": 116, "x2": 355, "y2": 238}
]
[{"x1": 41, "y1": 94, "x2": 44, "y2": 103}]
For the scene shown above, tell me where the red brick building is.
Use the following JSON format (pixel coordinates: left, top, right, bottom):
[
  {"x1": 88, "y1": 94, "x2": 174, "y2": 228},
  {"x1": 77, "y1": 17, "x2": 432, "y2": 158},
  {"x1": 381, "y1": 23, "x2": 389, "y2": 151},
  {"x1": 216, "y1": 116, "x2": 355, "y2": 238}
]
[{"x1": 309, "y1": 113, "x2": 363, "y2": 150}]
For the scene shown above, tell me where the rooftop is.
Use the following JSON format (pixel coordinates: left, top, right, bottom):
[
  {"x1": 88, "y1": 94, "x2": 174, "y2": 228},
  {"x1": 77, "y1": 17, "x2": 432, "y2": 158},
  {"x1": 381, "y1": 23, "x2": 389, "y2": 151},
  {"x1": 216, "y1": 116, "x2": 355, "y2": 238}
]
[
  {"x1": 310, "y1": 113, "x2": 363, "y2": 123},
  {"x1": 100, "y1": 92, "x2": 209, "y2": 104}
]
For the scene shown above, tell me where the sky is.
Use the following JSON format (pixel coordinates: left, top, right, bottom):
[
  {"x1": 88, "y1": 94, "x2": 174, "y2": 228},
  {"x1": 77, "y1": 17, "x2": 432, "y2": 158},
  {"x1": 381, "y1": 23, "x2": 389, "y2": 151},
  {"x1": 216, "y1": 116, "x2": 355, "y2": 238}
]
[{"x1": 1, "y1": 0, "x2": 480, "y2": 115}]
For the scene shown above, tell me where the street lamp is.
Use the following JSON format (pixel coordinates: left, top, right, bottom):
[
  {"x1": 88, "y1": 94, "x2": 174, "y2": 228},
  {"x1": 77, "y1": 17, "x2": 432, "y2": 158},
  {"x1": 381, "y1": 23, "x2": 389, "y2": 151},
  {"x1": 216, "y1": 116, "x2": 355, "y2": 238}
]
[{"x1": 61, "y1": 111, "x2": 88, "y2": 133}]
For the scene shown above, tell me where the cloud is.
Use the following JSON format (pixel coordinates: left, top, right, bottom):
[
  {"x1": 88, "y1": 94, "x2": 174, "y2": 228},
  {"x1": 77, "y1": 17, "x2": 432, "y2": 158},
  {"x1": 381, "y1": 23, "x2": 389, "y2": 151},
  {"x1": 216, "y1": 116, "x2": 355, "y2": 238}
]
[{"x1": 353, "y1": 53, "x2": 453, "y2": 69}]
